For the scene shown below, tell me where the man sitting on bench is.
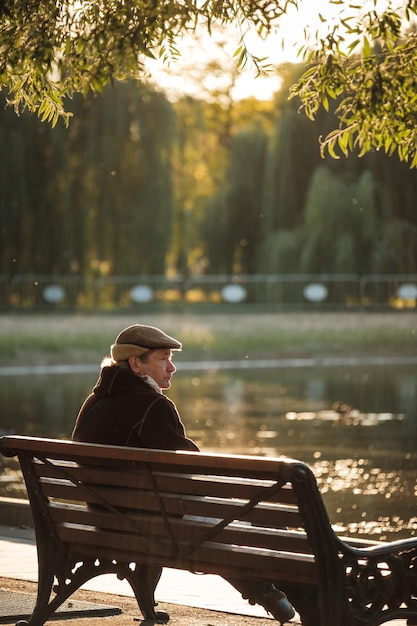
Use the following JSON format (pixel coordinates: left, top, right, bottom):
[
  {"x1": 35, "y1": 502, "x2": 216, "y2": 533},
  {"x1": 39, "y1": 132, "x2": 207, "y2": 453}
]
[{"x1": 72, "y1": 323, "x2": 296, "y2": 624}]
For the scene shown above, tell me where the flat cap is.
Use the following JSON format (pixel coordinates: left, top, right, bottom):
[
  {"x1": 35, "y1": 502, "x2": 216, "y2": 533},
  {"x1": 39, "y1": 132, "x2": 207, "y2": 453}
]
[{"x1": 110, "y1": 324, "x2": 182, "y2": 361}]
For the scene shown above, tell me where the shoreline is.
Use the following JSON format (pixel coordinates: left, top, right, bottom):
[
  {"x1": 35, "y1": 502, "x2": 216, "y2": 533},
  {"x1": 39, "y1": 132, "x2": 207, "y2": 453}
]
[{"x1": 1, "y1": 353, "x2": 417, "y2": 377}]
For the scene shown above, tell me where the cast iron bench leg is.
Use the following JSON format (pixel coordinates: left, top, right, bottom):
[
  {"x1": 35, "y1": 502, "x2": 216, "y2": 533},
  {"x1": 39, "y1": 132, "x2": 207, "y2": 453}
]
[{"x1": 127, "y1": 563, "x2": 169, "y2": 624}]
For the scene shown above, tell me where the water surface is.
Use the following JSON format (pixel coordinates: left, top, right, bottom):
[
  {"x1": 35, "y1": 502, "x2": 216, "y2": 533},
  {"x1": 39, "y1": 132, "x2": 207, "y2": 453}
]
[{"x1": 1, "y1": 361, "x2": 416, "y2": 541}]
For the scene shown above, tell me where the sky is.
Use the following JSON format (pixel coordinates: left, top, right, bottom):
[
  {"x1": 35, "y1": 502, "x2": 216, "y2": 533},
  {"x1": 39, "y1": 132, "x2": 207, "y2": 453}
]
[
  {"x1": 145, "y1": 1, "x2": 340, "y2": 101},
  {"x1": 145, "y1": 0, "x2": 395, "y2": 101}
]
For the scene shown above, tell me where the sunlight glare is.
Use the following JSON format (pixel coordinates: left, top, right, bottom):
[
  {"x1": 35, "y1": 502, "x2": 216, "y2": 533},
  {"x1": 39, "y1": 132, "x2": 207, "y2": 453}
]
[{"x1": 146, "y1": 0, "x2": 339, "y2": 101}]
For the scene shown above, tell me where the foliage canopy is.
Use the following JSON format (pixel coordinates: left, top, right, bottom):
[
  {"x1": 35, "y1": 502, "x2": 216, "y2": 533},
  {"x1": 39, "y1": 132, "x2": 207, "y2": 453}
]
[
  {"x1": 292, "y1": 0, "x2": 417, "y2": 167},
  {"x1": 0, "y1": 0, "x2": 296, "y2": 126},
  {"x1": 2, "y1": 0, "x2": 417, "y2": 165}
]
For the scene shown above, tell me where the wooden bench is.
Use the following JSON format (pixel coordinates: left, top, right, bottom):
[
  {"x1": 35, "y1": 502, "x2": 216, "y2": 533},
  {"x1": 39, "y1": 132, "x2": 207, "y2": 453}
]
[{"x1": 1, "y1": 435, "x2": 417, "y2": 626}]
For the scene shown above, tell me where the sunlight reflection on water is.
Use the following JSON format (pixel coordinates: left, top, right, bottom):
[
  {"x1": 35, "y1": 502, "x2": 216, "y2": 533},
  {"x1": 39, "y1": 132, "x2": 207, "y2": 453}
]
[{"x1": 1, "y1": 362, "x2": 416, "y2": 541}]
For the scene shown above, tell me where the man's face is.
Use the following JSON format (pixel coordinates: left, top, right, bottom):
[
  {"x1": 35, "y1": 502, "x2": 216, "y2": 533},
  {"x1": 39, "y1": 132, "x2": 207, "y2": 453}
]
[{"x1": 136, "y1": 348, "x2": 176, "y2": 389}]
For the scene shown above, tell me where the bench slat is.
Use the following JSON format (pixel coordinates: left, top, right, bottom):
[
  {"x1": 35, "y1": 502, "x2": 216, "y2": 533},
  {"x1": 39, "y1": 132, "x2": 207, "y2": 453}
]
[
  {"x1": 48, "y1": 502, "x2": 312, "y2": 554},
  {"x1": 3, "y1": 436, "x2": 295, "y2": 479},
  {"x1": 32, "y1": 461, "x2": 298, "y2": 505},
  {"x1": 56, "y1": 524, "x2": 318, "y2": 585},
  {"x1": 40, "y1": 480, "x2": 305, "y2": 529}
]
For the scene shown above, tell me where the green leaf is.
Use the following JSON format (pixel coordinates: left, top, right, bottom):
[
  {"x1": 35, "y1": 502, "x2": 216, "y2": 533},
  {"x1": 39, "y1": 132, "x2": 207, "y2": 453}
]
[
  {"x1": 233, "y1": 45, "x2": 244, "y2": 59},
  {"x1": 362, "y1": 36, "x2": 371, "y2": 58},
  {"x1": 328, "y1": 139, "x2": 341, "y2": 159},
  {"x1": 348, "y1": 38, "x2": 361, "y2": 53},
  {"x1": 338, "y1": 130, "x2": 349, "y2": 156},
  {"x1": 410, "y1": 151, "x2": 417, "y2": 168}
]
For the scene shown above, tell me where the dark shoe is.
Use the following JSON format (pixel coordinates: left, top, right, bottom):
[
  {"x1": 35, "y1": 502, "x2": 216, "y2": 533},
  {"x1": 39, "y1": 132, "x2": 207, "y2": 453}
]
[
  {"x1": 139, "y1": 611, "x2": 169, "y2": 624},
  {"x1": 298, "y1": 610, "x2": 321, "y2": 626},
  {"x1": 247, "y1": 583, "x2": 295, "y2": 623},
  {"x1": 276, "y1": 582, "x2": 320, "y2": 626}
]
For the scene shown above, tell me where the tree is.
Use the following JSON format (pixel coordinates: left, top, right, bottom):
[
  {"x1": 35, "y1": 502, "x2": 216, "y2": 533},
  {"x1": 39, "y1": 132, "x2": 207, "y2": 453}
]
[
  {"x1": 0, "y1": 0, "x2": 296, "y2": 126},
  {"x1": 3, "y1": 1, "x2": 417, "y2": 166},
  {"x1": 0, "y1": 81, "x2": 176, "y2": 285},
  {"x1": 223, "y1": 123, "x2": 268, "y2": 273},
  {"x1": 261, "y1": 65, "x2": 324, "y2": 234},
  {"x1": 299, "y1": 166, "x2": 378, "y2": 274},
  {"x1": 4, "y1": 0, "x2": 417, "y2": 167},
  {"x1": 292, "y1": 0, "x2": 417, "y2": 167}
]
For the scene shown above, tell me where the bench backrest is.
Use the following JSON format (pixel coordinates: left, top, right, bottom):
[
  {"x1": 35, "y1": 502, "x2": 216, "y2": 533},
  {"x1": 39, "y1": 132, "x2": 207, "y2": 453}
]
[
  {"x1": 0, "y1": 435, "x2": 337, "y2": 586},
  {"x1": 4, "y1": 436, "x2": 417, "y2": 626}
]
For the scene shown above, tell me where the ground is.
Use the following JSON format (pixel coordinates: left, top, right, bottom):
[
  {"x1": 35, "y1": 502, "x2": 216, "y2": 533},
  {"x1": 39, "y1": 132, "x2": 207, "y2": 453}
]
[
  {"x1": 1, "y1": 311, "x2": 416, "y2": 366},
  {"x1": 0, "y1": 577, "x2": 298, "y2": 626}
]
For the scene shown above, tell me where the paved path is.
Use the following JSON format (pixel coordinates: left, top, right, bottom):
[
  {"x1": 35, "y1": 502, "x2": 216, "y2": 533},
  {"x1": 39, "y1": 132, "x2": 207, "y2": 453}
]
[
  {"x1": 0, "y1": 526, "x2": 407, "y2": 625},
  {"x1": 0, "y1": 526, "x2": 272, "y2": 620}
]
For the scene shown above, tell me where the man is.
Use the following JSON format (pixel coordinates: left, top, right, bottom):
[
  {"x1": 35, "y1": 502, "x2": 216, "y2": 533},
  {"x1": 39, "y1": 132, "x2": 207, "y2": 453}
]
[
  {"x1": 72, "y1": 323, "x2": 295, "y2": 624},
  {"x1": 72, "y1": 324, "x2": 198, "y2": 451}
]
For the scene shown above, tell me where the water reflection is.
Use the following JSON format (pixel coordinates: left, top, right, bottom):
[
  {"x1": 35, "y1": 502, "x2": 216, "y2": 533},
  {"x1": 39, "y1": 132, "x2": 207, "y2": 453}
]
[{"x1": 0, "y1": 362, "x2": 416, "y2": 541}]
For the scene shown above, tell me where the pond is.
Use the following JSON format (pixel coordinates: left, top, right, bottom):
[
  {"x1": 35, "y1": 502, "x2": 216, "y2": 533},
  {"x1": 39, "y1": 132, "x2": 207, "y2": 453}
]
[{"x1": 1, "y1": 360, "x2": 416, "y2": 542}]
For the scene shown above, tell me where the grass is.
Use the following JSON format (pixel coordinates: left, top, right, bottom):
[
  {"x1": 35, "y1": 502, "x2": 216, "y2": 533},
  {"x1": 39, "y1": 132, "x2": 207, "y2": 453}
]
[{"x1": 0, "y1": 310, "x2": 416, "y2": 365}]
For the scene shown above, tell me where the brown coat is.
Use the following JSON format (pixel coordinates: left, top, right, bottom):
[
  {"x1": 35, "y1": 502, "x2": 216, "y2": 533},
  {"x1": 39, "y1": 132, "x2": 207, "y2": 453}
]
[{"x1": 72, "y1": 365, "x2": 199, "y2": 452}]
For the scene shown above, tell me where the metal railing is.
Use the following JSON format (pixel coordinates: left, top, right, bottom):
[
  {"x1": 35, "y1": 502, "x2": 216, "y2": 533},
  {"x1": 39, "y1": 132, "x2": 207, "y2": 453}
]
[{"x1": 1, "y1": 273, "x2": 416, "y2": 310}]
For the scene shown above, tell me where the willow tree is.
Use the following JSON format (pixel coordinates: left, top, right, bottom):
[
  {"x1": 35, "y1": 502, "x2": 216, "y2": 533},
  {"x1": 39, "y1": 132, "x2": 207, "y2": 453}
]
[
  {"x1": 299, "y1": 165, "x2": 379, "y2": 274},
  {"x1": 0, "y1": 82, "x2": 176, "y2": 283},
  {"x1": 1, "y1": 0, "x2": 296, "y2": 125},
  {"x1": 292, "y1": 0, "x2": 417, "y2": 167},
  {"x1": 3, "y1": 1, "x2": 417, "y2": 166},
  {"x1": 203, "y1": 122, "x2": 268, "y2": 274}
]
